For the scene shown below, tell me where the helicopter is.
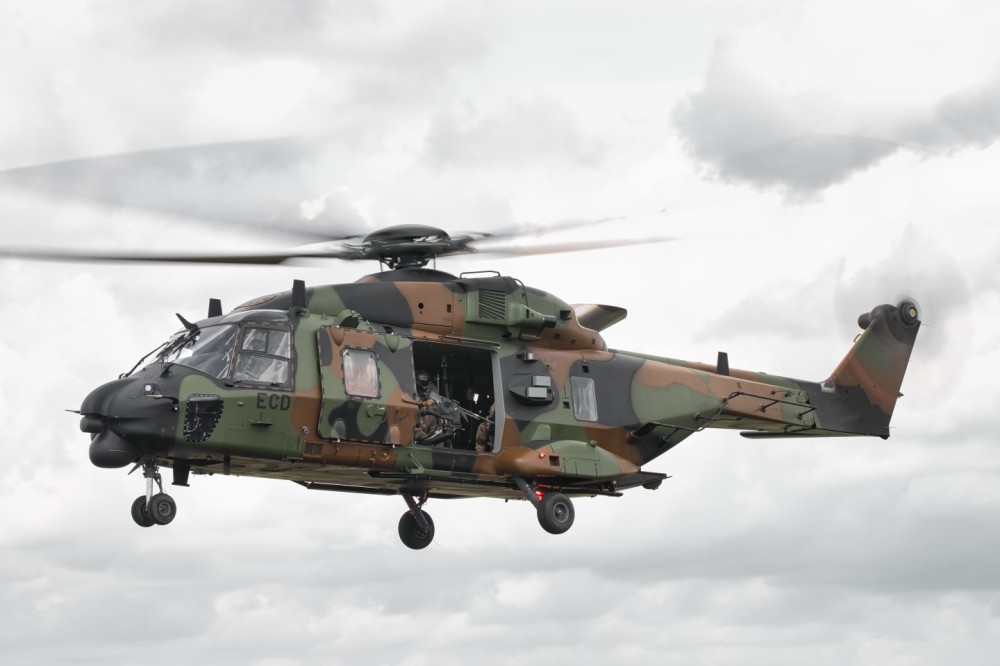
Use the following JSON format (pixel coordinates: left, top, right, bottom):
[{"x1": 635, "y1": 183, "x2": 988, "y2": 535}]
[{"x1": 2, "y1": 223, "x2": 920, "y2": 549}]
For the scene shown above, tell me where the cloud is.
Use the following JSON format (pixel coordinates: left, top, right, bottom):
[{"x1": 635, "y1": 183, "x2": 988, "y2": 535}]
[
  {"x1": 0, "y1": 1, "x2": 492, "y2": 168},
  {"x1": 672, "y1": 1, "x2": 1000, "y2": 198},
  {"x1": 3, "y1": 3, "x2": 1000, "y2": 665},
  {"x1": 915, "y1": 74, "x2": 1000, "y2": 149},
  {"x1": 108, "y1": 0, "x2": 351, "y2": 54}
]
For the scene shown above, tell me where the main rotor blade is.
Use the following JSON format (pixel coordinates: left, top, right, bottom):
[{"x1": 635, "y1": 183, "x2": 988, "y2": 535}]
[
  {"x1": 459, "y1": 216, "x2": 626, "y2": 241},
  {"x1": 0, "y1": 137, "x2": 369, "y2": 242},
  {"x1": 466, "y1": 235, "x2": 677, "y2": 257},
  {"x1": 0, "y1": 245, "x2": 359, "y2": 265},
  {"x1": 1, "y1": 232, "x2": 677, "y2": 266}
]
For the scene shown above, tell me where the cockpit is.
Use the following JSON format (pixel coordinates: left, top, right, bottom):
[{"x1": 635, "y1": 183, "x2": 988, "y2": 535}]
[{"x1": 157, "y1": 320, "x2": 293, "y2": 388}]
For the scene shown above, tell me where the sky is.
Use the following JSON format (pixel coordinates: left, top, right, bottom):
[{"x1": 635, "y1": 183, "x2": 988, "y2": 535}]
[{"x1": 2, "y1": 1, "x2": 1000, "y2": 664}]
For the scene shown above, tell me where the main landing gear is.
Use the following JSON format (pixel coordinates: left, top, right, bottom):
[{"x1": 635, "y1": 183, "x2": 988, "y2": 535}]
[
  {"x1": 514, "y1": 477, "x2": 575, "y2": 535},
  {"x1": 398, "y1": 493, "x2": 435, "y2": 550},
  {"x1": 394, "y1": 481, "x2": 576, "y2": 549},
  {"x1": 129, "y1": 459, "x2": 177, "y2": 528}
]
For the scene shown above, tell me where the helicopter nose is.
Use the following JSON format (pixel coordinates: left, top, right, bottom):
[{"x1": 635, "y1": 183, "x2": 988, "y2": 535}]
[{"x1": 79, "y1": 377, "x2": 178, "y2": 468}]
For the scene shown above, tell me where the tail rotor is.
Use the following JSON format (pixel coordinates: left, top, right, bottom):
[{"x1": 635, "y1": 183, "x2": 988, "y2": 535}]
[{"x1": 834, "y1": 227, "x2": 973, "y2": 411}]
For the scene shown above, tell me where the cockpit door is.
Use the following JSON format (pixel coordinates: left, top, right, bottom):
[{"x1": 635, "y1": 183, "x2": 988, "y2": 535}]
[{"x1": 316, "y1": 326, "x2": 418, "y2": 445}]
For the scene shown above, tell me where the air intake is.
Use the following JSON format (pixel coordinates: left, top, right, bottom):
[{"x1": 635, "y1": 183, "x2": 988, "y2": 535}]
[{"x1": 478, "y1": 289, "x2": 507, "y2": 320}]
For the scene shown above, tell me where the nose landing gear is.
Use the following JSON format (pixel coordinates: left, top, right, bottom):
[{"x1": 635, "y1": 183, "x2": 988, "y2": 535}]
[{"x1": 129, "y1": 458, "x2": 177, "y2": 527}]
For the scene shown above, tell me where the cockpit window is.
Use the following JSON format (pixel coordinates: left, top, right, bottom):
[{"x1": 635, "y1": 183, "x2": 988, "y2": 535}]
[
  {"x1": 232, "y1": 326, "x2": 292, "y2": 387},
  {"x1": 158, "y1": 323, "x2": 293, "y2": 387},
  {"x1": 241, "y1": 327, "x2": 291, "y2": 357},
  {"x1": 161, "y1": 325, "x2": 238, "y2": 380}
]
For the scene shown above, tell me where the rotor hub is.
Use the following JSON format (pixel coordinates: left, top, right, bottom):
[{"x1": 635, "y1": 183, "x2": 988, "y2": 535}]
[{"x1": 359, "y1": 224, "x2": 459, "y2": 269}]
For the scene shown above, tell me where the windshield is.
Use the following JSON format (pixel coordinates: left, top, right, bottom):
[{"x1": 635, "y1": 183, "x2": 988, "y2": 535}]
[
  {"x1": 159, "y1": 324, "x2": 239, "y2": 380},
  {"x1": 154, "y1": 322, "x2": 293, "y2": 386}
]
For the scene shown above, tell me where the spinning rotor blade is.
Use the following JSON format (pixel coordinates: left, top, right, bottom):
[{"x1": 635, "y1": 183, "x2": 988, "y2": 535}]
[
  {"x1": 467, "y1": 234, "x2": 676, "y2": 257},
  {"x1": 464, "y1": 215, "x2": 625, "y2": 240},
  {"x1": 460, "y1": 211, "x2": 674, "y2": 257},
  {"x1": 0, "y1": 137, "x2": 368, "y2": 242},
  {"x1": 2, "y1": 213, "x2": 677, "y2": 266},
  {"x1": 1, "y1": 137, "x2": 678, "y2": 266},
  {"x1": 0, "y1": 244, "x2": 359, "y2": 266}
]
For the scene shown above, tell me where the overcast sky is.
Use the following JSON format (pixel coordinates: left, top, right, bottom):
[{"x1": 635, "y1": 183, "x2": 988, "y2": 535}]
[{"x1": 2, "y1": 1, "x2": 1000, "y2": 664}]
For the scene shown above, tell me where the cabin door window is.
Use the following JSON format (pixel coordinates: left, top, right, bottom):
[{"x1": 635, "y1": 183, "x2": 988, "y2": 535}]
[{"x1": 316, "y1": 326, "x2": 417, "y2": 445}]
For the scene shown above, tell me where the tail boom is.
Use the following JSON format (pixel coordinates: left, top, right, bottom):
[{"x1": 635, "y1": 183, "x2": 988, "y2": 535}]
[{"x1": 631, "y1": 300, "x2": 921, "y2": 440}]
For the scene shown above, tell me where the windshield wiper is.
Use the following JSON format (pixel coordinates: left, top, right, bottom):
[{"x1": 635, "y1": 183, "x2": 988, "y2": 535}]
[
  {"x1": 120, "y1": 340, "x2": 170, "y2": 379},
  {"x1": 121, "y1": 314, "x2": 203, "y2": 378}
]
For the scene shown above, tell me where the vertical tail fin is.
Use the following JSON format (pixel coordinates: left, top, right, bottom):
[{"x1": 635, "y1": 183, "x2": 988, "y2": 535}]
[{"x1": 819, "y1": 300, "x2": 921, "y2": 437}]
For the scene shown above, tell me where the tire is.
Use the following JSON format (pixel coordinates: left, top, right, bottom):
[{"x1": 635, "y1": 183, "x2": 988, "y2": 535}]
[
  {"x1": 131, "y1": 496, "x2": 155, "y2": 528},
  {"x1": 398, "y1": 510, "x2": 435, "y2": 550},
  {"x1": 148, "y1": 493, "x2": 177, "y2": 526},
  {"x1": 537, "y1": 492, "x2": 574, "y2": 535}
]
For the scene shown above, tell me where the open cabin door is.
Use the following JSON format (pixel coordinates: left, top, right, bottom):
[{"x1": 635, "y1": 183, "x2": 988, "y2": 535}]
[
  {"x1": 410, "y1": 340, "x2": 502, "y2": 452},
  {"x1": 316, "y1": 326, "x2": 418, "y2": 445}
]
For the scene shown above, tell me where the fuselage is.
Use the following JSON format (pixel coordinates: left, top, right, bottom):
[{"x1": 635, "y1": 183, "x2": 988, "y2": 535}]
[{"x1": 80, "y1": 268, "x2": 913, "y2": 501}]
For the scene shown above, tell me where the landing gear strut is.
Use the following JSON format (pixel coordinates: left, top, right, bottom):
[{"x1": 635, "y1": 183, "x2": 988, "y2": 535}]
[
  {"x1": 514, "y1": 477, "x2": 575, "y2": 535},
  {"x1": 398, "y1": 492, "x2": 434, "y2": 550},
  {"x1": 130, "y1": 459, "x2": 177, "y2": 527}
]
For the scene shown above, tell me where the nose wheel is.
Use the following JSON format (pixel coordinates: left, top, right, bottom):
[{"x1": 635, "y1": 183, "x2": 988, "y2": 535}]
[
  {"x1": 131, "y1": 496, "x2": 155, "y2": 527},
  {"x1": 129, "y1": 459, "x2": 178, "y2": 527}
]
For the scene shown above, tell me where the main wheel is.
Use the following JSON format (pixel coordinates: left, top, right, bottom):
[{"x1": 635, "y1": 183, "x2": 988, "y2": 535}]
[
  {"x1": 537, "y1": 492, "x2": 574, "y2": 534},
  {"x1": 148, "y1": 493, "x2": 177, "y2": 525},
  {"x1": 131, "y1": 496, "x2": 155, "y2": 527},
  {"x1": 398, "y1": 510, "x2": 435, "y2": 550}
]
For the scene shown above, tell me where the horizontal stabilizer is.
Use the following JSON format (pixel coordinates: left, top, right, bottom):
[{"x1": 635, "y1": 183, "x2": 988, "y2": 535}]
[{"x1": 739, "y1": 430, "x2": 851, "y2": 439}]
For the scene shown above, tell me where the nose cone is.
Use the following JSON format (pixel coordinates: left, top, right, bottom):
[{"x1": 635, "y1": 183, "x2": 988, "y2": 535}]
[{"x1": 80, "y1": 376, "x2": 179, "y2": 468}]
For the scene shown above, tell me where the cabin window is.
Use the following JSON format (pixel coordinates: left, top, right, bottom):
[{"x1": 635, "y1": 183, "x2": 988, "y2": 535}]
[
  {"x1": 343, "y1": 348, "x2": 379, "y2": 398},
  {"x1": 231, "y1": 326, "x2": 292, "y2": 387},
  {"x1": 571, "y1": 376, "x2": 598, "y2": 422}
]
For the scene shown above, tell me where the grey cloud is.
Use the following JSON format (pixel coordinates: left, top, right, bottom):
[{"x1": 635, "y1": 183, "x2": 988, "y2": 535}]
[
  {"x1": 715, "y1": 134, "x2": 898, "y2": 199},
  {"x1": 673, "y1": 43, "x2": 1000, "y2": 197},
  {"x1": 911, "y1": 71, "x2": 1000, "y2": 150},
  {"x1": 0, "y1": 1, "x2": 492, "y2": 171},
  {"x1": 348, "y1": 7, "x2": 490, "y2": 101},
  {"x1": 102, "y1": 0, "x2": 367, "y2": 55},
  {"x1": 103, "y1": 0, "x2": 488, "y2": 110},
  {"x1": 423, "y1": 98, "x2": 607, "y2": 168}
]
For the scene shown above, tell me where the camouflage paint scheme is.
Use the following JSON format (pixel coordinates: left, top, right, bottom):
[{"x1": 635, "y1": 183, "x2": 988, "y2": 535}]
[{"x1": 81, "y1": 269, "x2": 920, "y2": 507}]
